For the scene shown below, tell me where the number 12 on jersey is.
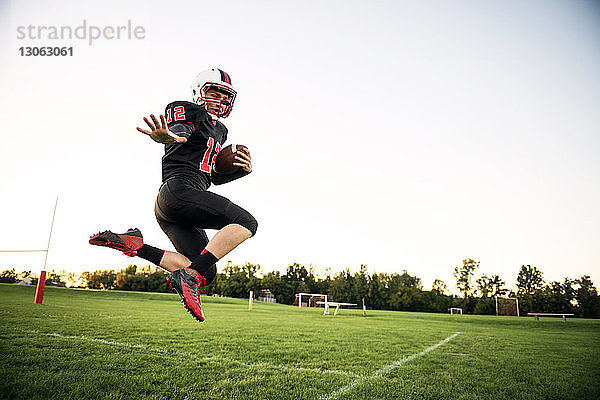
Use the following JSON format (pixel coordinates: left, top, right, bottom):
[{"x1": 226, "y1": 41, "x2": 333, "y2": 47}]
[
  {"x1": 165, "y1": 106, "x2": 185, "y2": 123},
  {"x1": 200, "y1": 137, "x2": 221, "y2": 173}
]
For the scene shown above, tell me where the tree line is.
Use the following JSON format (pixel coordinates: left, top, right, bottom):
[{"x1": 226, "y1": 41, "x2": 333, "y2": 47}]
[{"x1": 1, "y1": 259, "x2": 598, "y2": 317}]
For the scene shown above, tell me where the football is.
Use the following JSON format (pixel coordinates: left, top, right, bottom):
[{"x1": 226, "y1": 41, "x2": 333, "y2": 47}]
[{"x1": 213, "y1": 144, "x2": 249, "y2": 174}]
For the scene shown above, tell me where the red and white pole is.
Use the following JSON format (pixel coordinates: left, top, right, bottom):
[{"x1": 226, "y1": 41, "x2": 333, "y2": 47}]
[
  {"x1": 34, "y1": 196, "x2": 58, "y2": 305},
  {"x1": 34, "y1": 270, "x2": 47, "y2": 304}
]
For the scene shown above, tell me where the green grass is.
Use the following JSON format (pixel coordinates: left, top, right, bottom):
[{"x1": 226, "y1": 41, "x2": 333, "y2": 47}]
[{"x1": 1, "y1": 284, "x2": 599, "y2": 400}]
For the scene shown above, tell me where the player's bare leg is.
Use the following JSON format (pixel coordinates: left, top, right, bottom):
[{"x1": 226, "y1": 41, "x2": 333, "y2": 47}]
[
  {"x1": 158, "y1": 251, "x2": 192, "y2": 273},
  {"x1": 205, "y1": 224, "x2": 252, "y2": 259}
]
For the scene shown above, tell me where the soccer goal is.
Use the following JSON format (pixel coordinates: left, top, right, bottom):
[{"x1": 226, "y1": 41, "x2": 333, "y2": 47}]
[
  {"x1": 496, "y1": 296, "x2": 520, "y2": 317},
  {"x1": 449, "y1": 307, "x2": 463, "y2": 315},
  {"x1": 293, "y1": 293, "x2": 327, "y2": 308}
]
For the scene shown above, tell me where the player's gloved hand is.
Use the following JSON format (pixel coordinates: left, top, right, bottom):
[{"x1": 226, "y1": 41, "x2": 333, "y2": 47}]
[
  {"x1": 234, "y1": 148, "x2": 252, "y2": 173},
  {"x1": 136, "y1": 114, "x2": 187, "y2": 144}
]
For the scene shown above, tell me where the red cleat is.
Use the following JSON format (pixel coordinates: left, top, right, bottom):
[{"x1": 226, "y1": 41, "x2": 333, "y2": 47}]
[
  {"x1": 89, "y1": 228, "x2": 144, "y2": 256},
  {"x1": 166, "y1": 268, "x2": 206, "y2": 322}
]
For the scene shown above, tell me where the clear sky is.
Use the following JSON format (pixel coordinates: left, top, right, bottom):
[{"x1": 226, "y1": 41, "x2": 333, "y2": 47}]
[{"x1": 1, "y1": 0, "x2": 599, "y2": 292}]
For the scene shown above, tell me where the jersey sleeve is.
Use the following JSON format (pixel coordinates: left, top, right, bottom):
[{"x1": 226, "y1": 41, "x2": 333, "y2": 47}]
[{"x1": 167, "y1": 123, "x2": 193, "y2": 140}]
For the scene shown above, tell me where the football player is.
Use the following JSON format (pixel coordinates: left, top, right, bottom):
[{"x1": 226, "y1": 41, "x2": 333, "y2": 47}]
[{"x1": 89, "y1": 68, "x2": 257, "y2": 322}]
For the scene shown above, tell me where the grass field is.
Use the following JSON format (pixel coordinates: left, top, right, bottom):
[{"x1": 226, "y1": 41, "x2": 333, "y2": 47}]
[{"x1": 1, "y1": 284, "x2": 599, "y2": 400}]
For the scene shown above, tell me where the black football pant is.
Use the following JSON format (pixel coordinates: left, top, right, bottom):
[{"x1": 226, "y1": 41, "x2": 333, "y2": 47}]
[{"x1": 154, "y1": 178, "x2": 258, "y2": 284}]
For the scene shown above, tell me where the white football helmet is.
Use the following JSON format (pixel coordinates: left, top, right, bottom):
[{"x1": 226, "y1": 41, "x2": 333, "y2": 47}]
[{"x1": 191, "y1": 68, "x2": 237, "y2": 119}]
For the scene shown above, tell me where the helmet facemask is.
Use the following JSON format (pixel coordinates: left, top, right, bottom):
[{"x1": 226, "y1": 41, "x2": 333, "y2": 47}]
[{"x1": 192, "y1": 82, "x2": 237, "y2": 119}]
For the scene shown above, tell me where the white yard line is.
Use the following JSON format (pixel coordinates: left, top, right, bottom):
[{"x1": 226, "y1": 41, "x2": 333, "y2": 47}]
[
  {"x1": 319, "y1": 332, "x2": 461, "y2": 400},
  {"x1": 14, "y1": 329, "x2": 358, "y2": 378}
]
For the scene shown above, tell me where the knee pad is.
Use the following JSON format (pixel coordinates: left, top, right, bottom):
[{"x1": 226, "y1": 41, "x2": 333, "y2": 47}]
[{"x1": 233, "y1": 209, "x2": 258, "y2": 236}]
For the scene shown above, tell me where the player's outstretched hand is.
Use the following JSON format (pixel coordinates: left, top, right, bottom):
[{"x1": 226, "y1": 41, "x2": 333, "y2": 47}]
[
  {"x1": 234, "y1": 147, "x2": 252, "y2": 173},
  {"x1": 136, "y1": 114, "x2": 187, "y2": 144}
]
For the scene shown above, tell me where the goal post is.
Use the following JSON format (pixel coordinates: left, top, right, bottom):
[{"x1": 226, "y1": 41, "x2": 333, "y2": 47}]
[
  {"x1": 449, "y1": 307, "x2": 463, "y2": 315},
  {"x1": 495, "y1": 296, "x2": 520, "y2": 317},
  {"x1": 0, "y1": 196, "x2": 58, "y2": 305}
]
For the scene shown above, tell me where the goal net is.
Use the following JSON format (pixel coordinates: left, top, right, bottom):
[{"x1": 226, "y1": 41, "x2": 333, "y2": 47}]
[
  {"x1": 293, "y1": 293, "x2": 327, "y2": 308},
  {"x1": 496, "y1": 296, "x2": 520, "y2": 317},
  {"x1": 449, "y1": 307, "x2": 463, "y2": 315}
]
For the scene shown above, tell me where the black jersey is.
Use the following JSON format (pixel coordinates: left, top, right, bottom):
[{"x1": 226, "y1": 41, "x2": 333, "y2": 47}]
[{"x1": 162, "y1": 101, "x2": 228, "y2": 190}]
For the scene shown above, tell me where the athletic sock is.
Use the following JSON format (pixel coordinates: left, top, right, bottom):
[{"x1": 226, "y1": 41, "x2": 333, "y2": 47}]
[
  {"x1": 189, "y1": 249, "x2": 218, "y2": 277},
  {"x1": 202, "y1": 265, "x2": 217, "y2": 286},
  {"x1": 136, "y1": 244, "x2": 165, "y2": 266}
]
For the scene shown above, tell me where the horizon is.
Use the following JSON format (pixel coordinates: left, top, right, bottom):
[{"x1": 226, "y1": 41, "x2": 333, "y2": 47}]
[{"x1": 1, "y1": 0, "x2": 599, "y2": 292}]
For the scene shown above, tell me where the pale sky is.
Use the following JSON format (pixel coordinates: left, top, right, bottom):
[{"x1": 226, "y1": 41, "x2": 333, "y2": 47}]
[{"x1": 1, "y1": 0, "x2": 599, "y2": 291}]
